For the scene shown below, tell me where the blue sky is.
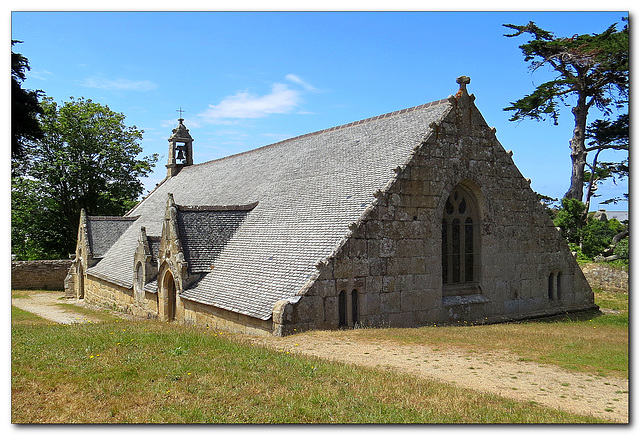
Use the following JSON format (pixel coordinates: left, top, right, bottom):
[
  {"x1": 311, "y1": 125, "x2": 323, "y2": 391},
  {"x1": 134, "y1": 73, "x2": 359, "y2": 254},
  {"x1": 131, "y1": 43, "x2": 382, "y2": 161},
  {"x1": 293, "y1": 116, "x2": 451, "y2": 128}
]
[{"x1": 11, "y1": 9, "x2": 629, "y2": 211}]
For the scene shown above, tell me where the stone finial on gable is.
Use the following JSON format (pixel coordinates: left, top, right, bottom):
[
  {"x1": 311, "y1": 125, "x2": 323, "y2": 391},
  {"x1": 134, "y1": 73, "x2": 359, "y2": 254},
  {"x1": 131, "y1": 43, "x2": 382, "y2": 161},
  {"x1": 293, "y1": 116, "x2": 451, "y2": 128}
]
[
  {"x1": 457, "y1": 75, "x2": 470, "y2": 92},
  {"x1": 448, "y1": 75, "x2": 476, "y2": 117},
  {"x1": 455, "y1": 75, "x2": 472, "y2": 100}
]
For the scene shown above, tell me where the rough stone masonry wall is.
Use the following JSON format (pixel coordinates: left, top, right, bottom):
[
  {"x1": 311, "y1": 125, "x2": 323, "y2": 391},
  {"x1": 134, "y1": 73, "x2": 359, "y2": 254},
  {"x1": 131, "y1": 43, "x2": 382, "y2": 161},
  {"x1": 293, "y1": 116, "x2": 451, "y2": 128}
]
[
  {"x1": 11, "y1": 260, "x2": 73, "y2": 290},
  {"x1": 84, "y1": 274, "x2": 134, "y2": 312},
  {"x1": 278, "y1": 98, "x2": 594, "y2": 335},
  {"x1": 580, "y1": 263, "x2": 628, "y2": 293}
]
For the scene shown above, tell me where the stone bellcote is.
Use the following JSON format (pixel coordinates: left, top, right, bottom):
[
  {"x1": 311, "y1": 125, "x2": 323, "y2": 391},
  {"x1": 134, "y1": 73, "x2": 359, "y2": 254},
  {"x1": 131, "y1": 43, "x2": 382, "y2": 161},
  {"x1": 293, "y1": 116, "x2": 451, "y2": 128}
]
[{"x1": 166, "y1": 116, "x2": 194, "y2": 178}]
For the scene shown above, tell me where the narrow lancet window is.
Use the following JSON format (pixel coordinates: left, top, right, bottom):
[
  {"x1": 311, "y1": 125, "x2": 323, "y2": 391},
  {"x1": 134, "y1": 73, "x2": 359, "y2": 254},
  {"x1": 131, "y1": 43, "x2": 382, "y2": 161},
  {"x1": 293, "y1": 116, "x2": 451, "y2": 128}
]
[
  {"x1": 338, "y1": 290, "x2": 347, "y2": 327},
  {"x1": 442, "y1": 184, "x2": 481, "y2": 294}
]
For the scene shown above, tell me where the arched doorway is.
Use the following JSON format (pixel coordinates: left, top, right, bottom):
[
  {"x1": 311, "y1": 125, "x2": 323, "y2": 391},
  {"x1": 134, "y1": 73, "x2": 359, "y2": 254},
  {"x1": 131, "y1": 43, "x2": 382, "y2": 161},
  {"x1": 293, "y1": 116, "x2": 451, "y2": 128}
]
[{"x1": 162, "y1": 270, "x2": 176, "y2": 322}]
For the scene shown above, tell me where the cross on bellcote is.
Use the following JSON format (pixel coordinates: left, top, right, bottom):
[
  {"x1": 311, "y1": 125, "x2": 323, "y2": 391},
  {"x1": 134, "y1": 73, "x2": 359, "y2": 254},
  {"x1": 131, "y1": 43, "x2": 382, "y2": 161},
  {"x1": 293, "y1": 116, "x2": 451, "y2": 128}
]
[{"x1": 177, "y1": 107, "x2": 185, "y2": 120}]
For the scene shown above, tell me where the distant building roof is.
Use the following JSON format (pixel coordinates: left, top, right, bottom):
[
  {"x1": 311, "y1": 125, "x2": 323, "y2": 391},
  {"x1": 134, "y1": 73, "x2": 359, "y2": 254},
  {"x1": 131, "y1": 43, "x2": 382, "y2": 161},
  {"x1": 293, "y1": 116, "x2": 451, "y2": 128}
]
[{"x1": 601, "y1": 210, "x2": 628, "y2": 222}]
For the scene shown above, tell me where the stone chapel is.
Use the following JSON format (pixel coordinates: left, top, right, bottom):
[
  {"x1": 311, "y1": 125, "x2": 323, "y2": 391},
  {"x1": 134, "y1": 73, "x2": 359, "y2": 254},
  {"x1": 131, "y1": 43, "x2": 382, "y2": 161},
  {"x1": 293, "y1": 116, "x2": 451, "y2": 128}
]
[{"x1": 64, "y1": 77, "x2": 597, "y2": 336}]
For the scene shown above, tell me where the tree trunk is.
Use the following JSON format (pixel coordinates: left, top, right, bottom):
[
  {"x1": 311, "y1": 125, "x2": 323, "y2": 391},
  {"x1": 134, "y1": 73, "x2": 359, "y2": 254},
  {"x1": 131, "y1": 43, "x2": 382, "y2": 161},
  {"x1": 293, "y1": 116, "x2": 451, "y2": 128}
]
[
  {"x1": 583, "y1": 148, "x2": 602, "y2": 220},
  {"x1": 564, "y1": 94, "x2": 589, "y2": 201}
]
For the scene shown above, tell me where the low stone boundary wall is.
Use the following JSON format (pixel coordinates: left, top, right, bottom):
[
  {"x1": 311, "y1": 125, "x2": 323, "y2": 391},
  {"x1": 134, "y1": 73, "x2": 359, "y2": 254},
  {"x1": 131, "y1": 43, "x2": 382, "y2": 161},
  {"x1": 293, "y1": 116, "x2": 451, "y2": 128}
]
[
  {"x1": 11, "y1": 260, "x2": 72, "y2": 290},
  {"x1": 580, "y1": 263, "x2": 628, "y2": 293},
  {"x1": 11, "y1": 260, "x2": 626, "y2": 296}
]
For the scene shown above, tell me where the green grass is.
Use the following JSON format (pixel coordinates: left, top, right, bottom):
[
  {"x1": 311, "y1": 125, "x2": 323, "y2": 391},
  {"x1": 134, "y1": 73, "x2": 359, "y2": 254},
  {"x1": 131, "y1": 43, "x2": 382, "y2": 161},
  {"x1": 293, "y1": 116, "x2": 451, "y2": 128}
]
[
  {"x1": 11, "y1": 306, "x2": 55, "y2": 326},
  {"x1": 12, "y1": 287, "x2": 626, "y2": 423},
  {"x1": 12, "y1": 316, "x2": 610, "y2": 424},
  {"x1": 54, "y1": 301, "x2": 119, "y2": 323},
  {"x1": 322, "y1": 288, "x2": 628, "y2": 379}
]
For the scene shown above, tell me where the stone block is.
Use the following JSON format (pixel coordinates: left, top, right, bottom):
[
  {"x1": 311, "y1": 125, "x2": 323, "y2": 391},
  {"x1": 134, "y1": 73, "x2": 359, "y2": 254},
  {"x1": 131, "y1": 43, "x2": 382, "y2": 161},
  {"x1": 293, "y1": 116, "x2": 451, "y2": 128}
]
[
  {"x1": 409, "y1": 257, "x2": 427, "y2": 274},
  {"x1": 361, "y1": 292, "x2": 380, "y2": 316},
  {"x1": 369, "y1": 257, "x2": 386, "y2": 275},
  {"x1": 349, "y1": 238, "x2": 367, "y2": 257},
  {"x1": 315, "y1": 279, "x2": 336, "y2": 297},
  {"x1": 396, "y1": 239, "x2": 425, "y2": 258},
  {"x1": 382, "y1": 275, "x2": 396, "y2": 293},
  {"x1": 379, "y1": 238, "x2": 396, "y2": 258},
  {"x1": 380, "y1": 290, "x2": 401, "y2": 313},
  {"x1": 388, "y1": 311, "x2": 412, "y2": 328},
  {"x1": 396, "y1": 274, "x2": 414, "y2": 292},
  {"x1": 365, "y1": 275, "x2": 383, "y2": 293},
  {"x1": 365, "y1": 220, "x2": 384, "y2": 238}
]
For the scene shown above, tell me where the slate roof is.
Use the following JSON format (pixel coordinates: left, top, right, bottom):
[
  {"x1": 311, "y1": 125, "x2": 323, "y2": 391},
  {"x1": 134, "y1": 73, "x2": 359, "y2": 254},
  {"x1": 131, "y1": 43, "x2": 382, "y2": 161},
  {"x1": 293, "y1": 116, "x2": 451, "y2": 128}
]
[
  {"x1": 86, "y1": 216, "x2": 139, "y2": 259},
  {"x1": 176, "y1": 205, "x2": 255, "y2": 273},
  {"x1": 87, "y1": 97, "x2": 453, "y2": 317}
]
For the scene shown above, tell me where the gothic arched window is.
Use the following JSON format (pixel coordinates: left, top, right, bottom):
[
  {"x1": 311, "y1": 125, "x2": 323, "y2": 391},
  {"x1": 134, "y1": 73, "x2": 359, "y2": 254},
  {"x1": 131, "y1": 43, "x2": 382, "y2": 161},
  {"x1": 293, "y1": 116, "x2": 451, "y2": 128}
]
[{"x1": 442, "y1": 185, "x2": 481, "y2": 295}]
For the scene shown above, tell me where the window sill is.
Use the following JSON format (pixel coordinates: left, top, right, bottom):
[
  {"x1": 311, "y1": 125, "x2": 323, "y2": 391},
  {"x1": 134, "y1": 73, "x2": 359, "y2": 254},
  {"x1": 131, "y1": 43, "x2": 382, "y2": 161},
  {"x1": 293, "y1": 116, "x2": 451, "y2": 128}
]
[
  {"x1": 442, "y1": 294, "x2": 491, "y2": 307},
  {"x1": 442, "y1": 282, "x2": 482, "y2": 297}
]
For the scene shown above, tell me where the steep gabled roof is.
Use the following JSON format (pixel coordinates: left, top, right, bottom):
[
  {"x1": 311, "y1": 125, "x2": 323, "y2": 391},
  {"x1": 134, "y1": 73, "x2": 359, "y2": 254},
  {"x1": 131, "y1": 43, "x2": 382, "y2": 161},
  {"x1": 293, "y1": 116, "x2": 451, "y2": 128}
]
[
  {"x1": 176, "y1": 204, "x2": 256, "y2": 273},
  {"x1": 87, "y1": 97, "x2": 453, "y2": 317},
  {"x1": 86, "y1": 216, "x2": 139, "y2": 259}
]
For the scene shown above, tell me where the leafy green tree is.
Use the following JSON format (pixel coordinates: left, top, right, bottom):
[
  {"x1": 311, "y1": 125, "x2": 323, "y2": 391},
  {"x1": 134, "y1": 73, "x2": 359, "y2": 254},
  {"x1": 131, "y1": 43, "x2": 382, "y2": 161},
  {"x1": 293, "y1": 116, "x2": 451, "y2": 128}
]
[
  {"x1": 503, "y1": 18, "x2": 628, "y2": 201},
  {"x1": 553, "y1": 198, "x2": 627, "y2": 260},
  {"x1": 581, "y1": 218, "x2": 624, "y2": 259},
  {"x1": 553, "y1": 198, "x2": 586, "y2": 244},
  {"x1": 583, "y1": 113, "x2": 628, "y2": 213},
  {"x1": 12, "y1": 97, "x2": 158, "y2": 260},
  {"x1": 11, "y1": 40, "x2": 44, "y2": 171}
]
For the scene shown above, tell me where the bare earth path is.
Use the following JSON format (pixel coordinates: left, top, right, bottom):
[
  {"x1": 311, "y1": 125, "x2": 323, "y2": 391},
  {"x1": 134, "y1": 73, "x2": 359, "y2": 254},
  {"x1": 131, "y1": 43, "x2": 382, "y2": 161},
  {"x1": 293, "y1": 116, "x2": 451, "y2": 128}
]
[
  {"x1": 249, "y1": 332, "x2": 628, "y2": 423},
  {"x1": 11, "y1": 291, "x2": 103, "y2": 324},
  {"x1": 12, "y1": 291, "x2": 628, "y2": 423}
]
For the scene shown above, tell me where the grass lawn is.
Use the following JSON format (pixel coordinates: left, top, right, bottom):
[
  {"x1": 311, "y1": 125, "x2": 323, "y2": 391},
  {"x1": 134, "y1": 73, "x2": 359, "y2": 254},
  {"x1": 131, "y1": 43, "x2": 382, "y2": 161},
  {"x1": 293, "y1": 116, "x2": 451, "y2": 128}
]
[
  {"x1": 11, "y1": 287, "x2": 626, "y2": 423},
  {"x1": 326, "y1": 286, "x2": 628, "y2": 378}
]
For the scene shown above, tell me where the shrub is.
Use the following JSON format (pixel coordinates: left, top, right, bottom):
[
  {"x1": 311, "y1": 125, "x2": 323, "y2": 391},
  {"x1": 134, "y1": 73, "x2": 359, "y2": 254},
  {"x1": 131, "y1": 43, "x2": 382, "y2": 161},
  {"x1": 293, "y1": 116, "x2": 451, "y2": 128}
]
[
  {"x1": 581, "y1": 218, "x2": 623, "y2": 259},
  {"x1": 613, "y1": 237, "x2": 629, "y2": 260}
]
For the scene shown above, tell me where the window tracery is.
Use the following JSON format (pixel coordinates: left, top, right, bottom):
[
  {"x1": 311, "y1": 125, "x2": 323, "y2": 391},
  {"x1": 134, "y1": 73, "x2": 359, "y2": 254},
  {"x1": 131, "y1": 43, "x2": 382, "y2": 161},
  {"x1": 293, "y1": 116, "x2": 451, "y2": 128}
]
[{"x1": 442, "y1": 185, "x2": 481, "y2": 295}]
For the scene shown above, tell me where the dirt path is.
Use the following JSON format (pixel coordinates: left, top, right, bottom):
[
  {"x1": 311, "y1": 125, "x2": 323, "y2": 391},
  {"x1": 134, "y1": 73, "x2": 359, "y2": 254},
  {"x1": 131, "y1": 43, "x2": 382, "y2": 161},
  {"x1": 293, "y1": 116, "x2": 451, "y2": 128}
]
[
  {"x1": 248, "y1": 332, "x2": 628, "y2": 423},
  {"x1": 11, "y1": 291, "x2": 104, "y2": 324},
  {"x1": 12, "y1": 291, "x2": 628, "y2": 423}
]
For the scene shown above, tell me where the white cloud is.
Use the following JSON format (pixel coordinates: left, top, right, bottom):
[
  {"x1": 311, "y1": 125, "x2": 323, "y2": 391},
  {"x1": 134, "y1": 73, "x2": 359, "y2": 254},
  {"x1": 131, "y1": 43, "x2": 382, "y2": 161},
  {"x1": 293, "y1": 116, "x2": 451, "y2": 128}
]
[
  {"x1": 196, "y1": 75, "x2": 316, "y2": 125},
  {"x1": 25, "y1": 69, "x2": 53, "y2": 80},
  {"x1": 198, "y1": 82, "x2": 301, "y2": 123},
  {"x1": 79, "y1": 77, "x2": 158, "y2": 91},
  {"x1": 285, "y1": 74, "x2": 316, "y2": 91}
]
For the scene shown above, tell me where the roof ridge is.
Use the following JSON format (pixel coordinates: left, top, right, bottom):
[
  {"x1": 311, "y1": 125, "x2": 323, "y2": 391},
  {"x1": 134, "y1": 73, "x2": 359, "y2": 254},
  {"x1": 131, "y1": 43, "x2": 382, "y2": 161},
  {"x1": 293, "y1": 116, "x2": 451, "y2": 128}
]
[
  {"x1": 176, "y1": 202, "x2": 258, "y2": 212},
  {"x1": 190, "y1": 98, "x2": 451, "y2": 168},
  {"x1": 88, "y1": 215, "x2": 140, "y2": 221}
]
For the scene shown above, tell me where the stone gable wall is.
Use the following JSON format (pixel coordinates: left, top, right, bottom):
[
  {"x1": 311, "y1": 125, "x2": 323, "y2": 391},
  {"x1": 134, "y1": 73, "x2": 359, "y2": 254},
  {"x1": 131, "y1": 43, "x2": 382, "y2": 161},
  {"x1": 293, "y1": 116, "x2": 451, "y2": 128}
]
[
  {"x1": 11, "y1": 260, "x2": 73, "y2": 290},
  {"x1": 275, "y1": 97, "x2": 595, "y2": 335}
]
